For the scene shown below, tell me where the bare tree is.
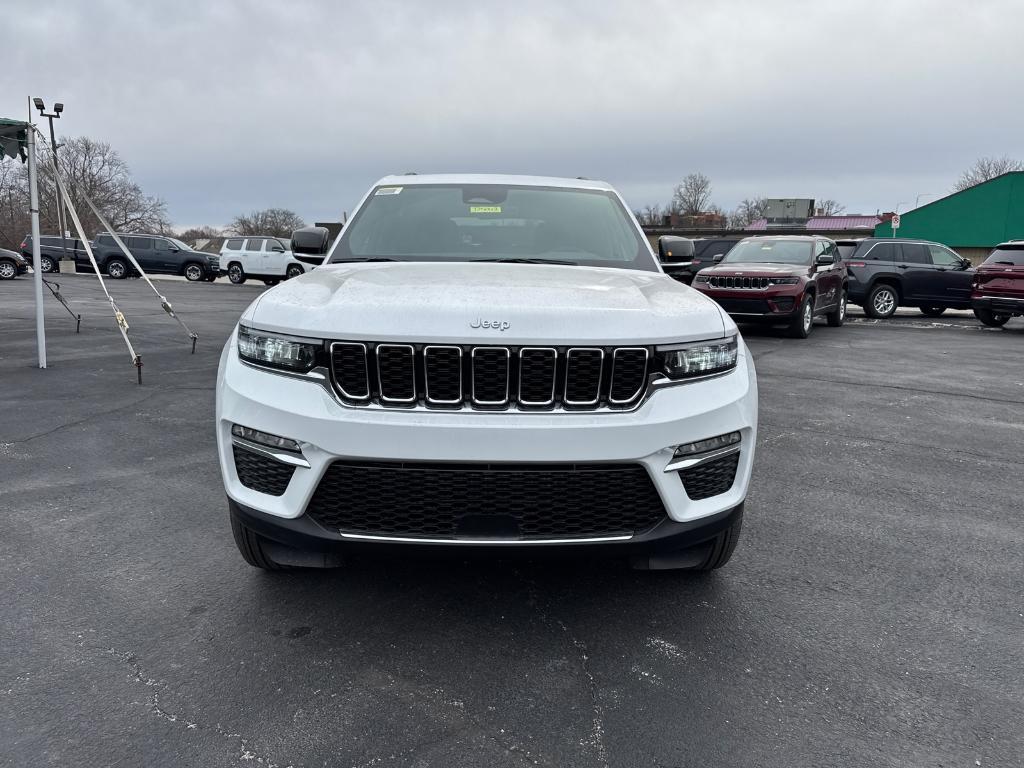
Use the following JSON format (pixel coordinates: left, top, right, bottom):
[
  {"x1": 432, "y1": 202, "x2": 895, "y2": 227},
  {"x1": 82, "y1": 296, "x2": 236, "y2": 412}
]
[
  {"x1": 671, "y1": 173, "x2": 713, "y2": 216},
  {"x1": 0, "y1": 136, "x2": 170, "y2": 248},
  {"x1": 634, "y1": 203, "x2": 663, "y2": 226},
  {"x1": 729, "y1": 197, "x2": 769, "y2": 229},
  {"x1": 228, "y1": 208, "x2": 305, "y2": 238},
  {"x1": 954, "y1": 156, "x2": 1024, "y2": 191},
  {"x1": 817, "y1": 199, "x2": 846, "y2": 216},
  {"x1": 177, "y1": 225, "x2": 222, "y2": 245}
]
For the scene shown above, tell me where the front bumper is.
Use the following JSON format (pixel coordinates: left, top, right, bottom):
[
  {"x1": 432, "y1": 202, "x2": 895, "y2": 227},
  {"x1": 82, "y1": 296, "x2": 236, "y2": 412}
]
[
  {"x1": 693, "y1": 285, "x2": 804, "y2": 320},
  {"x1": 216, "y1": 330, "x2": 758, "y2": 544},
  {"x1": 972, "y1": 295, "x2": 1024, "y2": 316}
]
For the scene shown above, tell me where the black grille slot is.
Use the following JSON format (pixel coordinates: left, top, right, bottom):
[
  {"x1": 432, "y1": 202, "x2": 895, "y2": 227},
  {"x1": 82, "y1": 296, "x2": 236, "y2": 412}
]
[
  {"x1": 564, "y1": 349, "x2": 603, "y2": 405},
  {"x1": 710, "y1": 276, "x2": 770, "y2": 289},
  {"x1": 518, "y1": 348, "x2": 557, "y2": 406},
  {"x1": 331, "y1": 343, "x2": 369, "y2": 400},
  {"x1": 680, "y1": 452, "x2": 739, "y2": 500},
  {"x1": 609, "y1": 348, "x2": 648, "y2": 404},
  {"x1": 376, "y1": 344, "x2": 415, "y2": 403},
  {"x1": 232, "y1": 445, "x2": 295, "y2": 496},
  {"x1": 472, "y1": 348, "x2": 509, "y2": 405},
  {"x1": 424, "y1": 346, "x2": 462, "y2": 404},
  {"x1": 306, "y1": 461, "x2": 667, "y2": 539}
]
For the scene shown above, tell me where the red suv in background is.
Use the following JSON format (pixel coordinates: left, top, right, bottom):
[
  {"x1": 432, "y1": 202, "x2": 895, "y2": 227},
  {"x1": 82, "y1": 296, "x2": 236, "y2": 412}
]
[
  {"x1": 972, "y1": 241, "x2": 1024, "y2": 327},
  {"x1": 692, "y1": 236, "x2": 847, "y2": 338}
]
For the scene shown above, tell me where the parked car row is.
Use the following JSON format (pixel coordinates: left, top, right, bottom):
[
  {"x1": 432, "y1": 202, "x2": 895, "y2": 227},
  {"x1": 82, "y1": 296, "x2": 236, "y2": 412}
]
[
  {"x1": 13, "y1": 231, "x2": 310, "y2": 286},
  {"x1": 658, "y1": 234, "x2": 1023, "y2": 334}
]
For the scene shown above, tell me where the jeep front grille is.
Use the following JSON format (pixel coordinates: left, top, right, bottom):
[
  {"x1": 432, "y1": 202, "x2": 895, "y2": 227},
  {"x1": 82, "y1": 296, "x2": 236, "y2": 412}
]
[
  {"x1": 707, "y1": 276, "x2": 771, "y2": 289},
  {"x1": 329, "y1": 342, "x2": 651, "y2": 410},
  {"x1": 305, "y1": 460, "x2": 667, "y2": 539}
]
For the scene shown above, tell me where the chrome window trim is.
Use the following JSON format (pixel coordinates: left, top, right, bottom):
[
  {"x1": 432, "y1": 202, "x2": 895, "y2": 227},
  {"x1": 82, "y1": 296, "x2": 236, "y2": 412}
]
[
  {"x1": 231, "y1": 437, "x2": 311, "y2": 469},
  {"x1": 328, "y1": 341, "x2": 371, "y2": 402},
  {"x1": 375, "y1": 343, "x2": 417, "y2": 404},
  {"x1": 423, "y1": 345, "x2": 464, "y2": 405},
  {"x1": 608, "y1": 347, "x2": 649, "y2": 405},
  {"x1": 471, "y1": 347, "x2": 510, "y2": 406},
  {"x1": 563, "y1": 347, "x2": 604, "y2": 406},
  {"x1": 518, "y1": 347, "x2": 557, "y2": 407}
]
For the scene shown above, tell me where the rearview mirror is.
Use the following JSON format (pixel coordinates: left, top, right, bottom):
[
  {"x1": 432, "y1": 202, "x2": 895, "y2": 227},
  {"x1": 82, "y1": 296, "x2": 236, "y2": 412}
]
[
  {"x1": 657, "y1": 236, "x2": 695, "y2": 264},
  {"x1": 290, "y1": 226, "x2": 330, "y2": 265}
]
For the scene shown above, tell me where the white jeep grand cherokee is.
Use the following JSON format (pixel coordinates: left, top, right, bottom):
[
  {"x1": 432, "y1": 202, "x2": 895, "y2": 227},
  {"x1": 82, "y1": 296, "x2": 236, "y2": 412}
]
[{"x1": 216, "y1": 175, "x2": 757, "y2": 571}]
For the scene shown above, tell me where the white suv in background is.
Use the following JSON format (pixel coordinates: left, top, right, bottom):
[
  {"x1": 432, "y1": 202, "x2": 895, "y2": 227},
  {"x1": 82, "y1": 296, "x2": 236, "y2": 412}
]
[
  {"x1": 220, "y1": 236, "x2": 307, "y2": 285},
  {"x1": 216, "y1": 175, "x2": 758, "y2": 572}
]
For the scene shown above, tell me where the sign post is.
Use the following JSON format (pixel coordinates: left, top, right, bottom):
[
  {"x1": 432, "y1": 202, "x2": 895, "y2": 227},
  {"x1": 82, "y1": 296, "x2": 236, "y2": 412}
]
[{"x1": 891, "y1": 213, "x2": 901, "y2": 237}]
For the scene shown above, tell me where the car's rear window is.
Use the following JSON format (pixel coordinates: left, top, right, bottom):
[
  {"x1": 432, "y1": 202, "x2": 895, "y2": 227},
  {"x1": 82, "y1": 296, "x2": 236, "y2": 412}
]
[
  {"x1": 983, "y1": 246, "x2": 1024, "y2": 267},
  {"x1": 836, "y1": 243, "x2": 859, "y2": 260},
  {"x1": 332, "y1": 184, "x2": 656, "y2": 272}
]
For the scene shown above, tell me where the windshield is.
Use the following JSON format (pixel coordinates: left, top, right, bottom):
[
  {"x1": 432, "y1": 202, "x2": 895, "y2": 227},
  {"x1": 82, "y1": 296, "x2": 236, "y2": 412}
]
[
  {"x1": 168, "y1": 237, "x2": 192, "y2": 250},
  {"x1": 983, "y1": 245, "x2": 1024, "y2": 266},
  {"x1": 721, "y1": 239, "x2": 813, "y2": 265},
  {"x1": 330, "y1": 184, "x2": 656, "y2": 271}
]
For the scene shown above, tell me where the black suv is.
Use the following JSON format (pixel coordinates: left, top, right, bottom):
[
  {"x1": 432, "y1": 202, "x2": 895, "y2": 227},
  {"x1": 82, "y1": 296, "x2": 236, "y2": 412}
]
[
  {"x1": 656, "y1": 236, "x2": 739, "y2": 284},
  {"x1": 20, "y1": 234, "x2": 92, "y2": 273},
  {"x1": 80, "y1": 233, "x2": 219, "y2": 281},
  {"x1": 842, "y1": 237, "x2": 974, "y2": 318}
]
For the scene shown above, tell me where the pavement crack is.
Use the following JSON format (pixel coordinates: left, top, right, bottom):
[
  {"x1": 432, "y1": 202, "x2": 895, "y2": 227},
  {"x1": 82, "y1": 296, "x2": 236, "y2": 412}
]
[{"x1": 3, "y1": 392, "x2": 161, "y2": 444}]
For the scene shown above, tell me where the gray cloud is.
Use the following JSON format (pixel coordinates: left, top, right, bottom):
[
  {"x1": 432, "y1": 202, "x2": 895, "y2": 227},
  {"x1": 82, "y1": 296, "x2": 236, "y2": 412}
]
[{"x1": 5, "y1": 0, "x2": 1021, "y2": 227}]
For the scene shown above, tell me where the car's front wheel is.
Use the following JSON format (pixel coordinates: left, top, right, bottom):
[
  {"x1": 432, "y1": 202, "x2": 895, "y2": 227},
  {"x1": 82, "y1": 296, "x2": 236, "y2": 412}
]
[
  {"x1": 227, "y1": 263, "x2": 246, "y2": 284},
  {"x1": 788, "y1": 294, "x2": 814, "y2": 338},
  {"x1": 826, "y1": 289, "x2": 847, "y2": 327},
  {"x1": 0, "y1": 259, "x2": 17, "y2": 280},
  {"x1": 690, "y1": 515, "x2": 743, "y2": 571},
  {"x1": 286, "y1": 264, "x2": 304, "y2": 279},
  {"x1": 865, "y1": 283, "x2": 899, "y2": 318},
  {"x1": 974, "y1": 307, "x2": 1011, "y2": 327},
  {"x1": 184, "y1": 263, "x2": 205, "y2": 282},
  {"x1": 230, "y1": 515, "x2": 290, "y2": 570},
  {"x1": 106, "y1": 258, "x2": 128, "y2": 279}
]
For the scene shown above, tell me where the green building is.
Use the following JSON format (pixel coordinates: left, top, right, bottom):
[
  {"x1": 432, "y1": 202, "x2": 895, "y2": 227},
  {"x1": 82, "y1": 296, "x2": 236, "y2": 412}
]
[{"x1": 875, "y1": 171, "x2": 1024, "y2": 262}]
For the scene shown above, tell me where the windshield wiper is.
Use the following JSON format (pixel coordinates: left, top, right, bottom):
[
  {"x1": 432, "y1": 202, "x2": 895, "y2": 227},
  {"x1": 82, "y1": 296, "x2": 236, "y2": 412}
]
[
  {"x1": 471, "y1": 257, "x2": 578, "y2": 266},
  {"x1": 332, "y1": 257, "x2": 399, "y2": 263}
]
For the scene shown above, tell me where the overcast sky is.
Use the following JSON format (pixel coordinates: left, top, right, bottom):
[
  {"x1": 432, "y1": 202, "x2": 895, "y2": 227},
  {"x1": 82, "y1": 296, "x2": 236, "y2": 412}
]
[{"x1": 5, "y1": 0, "x2": 1022, "y2": 229}]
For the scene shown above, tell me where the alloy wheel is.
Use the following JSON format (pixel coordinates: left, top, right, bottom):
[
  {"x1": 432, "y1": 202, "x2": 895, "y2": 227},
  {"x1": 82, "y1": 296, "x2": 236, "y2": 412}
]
[
  {"x1": 803, "y1": 300, "x2": 813, "y2": 332},
  {"x1": 108, "y1": 261, "x2": 126, "y2": 278},
  {"x1": 0, "y1": 262, "x2": 15, "y2": 279},
  {"x1": 873, "y1": 289, "x2": 895, "y2": 316},
  {"x1": 185, "y1": 264, "x2": 203, "y2": 281}
]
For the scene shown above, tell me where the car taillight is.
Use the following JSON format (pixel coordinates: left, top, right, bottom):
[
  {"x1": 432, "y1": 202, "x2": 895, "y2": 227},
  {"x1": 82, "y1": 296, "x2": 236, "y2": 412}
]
[{"x1": 20, "y1": 240, "x2": 27, "y2": 249}]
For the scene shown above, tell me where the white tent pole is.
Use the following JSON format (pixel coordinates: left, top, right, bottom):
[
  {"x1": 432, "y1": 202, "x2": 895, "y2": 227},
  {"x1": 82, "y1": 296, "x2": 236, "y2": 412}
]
[{"x1": 26, "y1": 117, "x2": 46, "y2": 369}]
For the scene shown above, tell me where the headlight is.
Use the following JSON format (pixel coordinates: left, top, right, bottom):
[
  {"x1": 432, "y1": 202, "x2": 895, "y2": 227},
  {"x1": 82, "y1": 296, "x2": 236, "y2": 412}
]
[
  {"x1": 768, "y1": 277, "x2": 799, "y2": 285},
  {"x1": 656, "y1": 336, "x2": 737, "y2": 379},
  {"x1": 237, "y1": 325, "x2": 320, "y2": 372}
]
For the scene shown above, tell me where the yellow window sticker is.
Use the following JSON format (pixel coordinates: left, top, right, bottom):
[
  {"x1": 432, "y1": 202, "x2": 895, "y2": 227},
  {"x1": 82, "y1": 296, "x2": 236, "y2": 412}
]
[{"x1": 470, "y1": 205, "x2": 501, "y2": 213}]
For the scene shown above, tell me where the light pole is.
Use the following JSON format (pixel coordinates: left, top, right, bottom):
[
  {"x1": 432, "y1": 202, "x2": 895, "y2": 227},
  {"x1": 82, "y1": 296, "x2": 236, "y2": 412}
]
[{"x1": 32, "y1": 98, "x2": 68, "y2": 267}]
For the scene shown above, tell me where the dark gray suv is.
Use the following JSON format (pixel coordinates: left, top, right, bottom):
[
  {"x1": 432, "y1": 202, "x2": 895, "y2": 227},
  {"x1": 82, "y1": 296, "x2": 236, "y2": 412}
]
[
  {"x1": 78, "y1": 233, "x2": 219, "y2": 281},
  {"x1": 842, "y1": 237, "x2": 974, "y2": 318}
]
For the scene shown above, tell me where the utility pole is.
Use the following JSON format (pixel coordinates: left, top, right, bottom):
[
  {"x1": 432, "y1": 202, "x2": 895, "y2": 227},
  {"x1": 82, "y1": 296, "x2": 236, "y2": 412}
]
[
  {"x1": 26, "y1": 105, "x2": 46, "y2": 368},
  {"x1": 32, "y1": 98, "x2": 68, "y2": 266}
]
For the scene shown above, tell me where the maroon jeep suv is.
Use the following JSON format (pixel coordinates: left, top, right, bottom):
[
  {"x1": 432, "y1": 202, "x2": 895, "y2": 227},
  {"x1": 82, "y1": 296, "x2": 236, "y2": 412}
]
[
  {"x1": 692, "y1": 236, "x2": 848, "y2": 338},
  {"x1": 972, "y1": 242, "x2": 1024, "y2": 327}
]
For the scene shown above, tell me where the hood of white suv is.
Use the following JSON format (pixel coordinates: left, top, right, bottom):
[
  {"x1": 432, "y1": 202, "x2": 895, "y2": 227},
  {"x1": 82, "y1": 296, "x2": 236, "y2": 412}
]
[{"x1": 244, "y1": 262, "x2": 729, "y2": 344}]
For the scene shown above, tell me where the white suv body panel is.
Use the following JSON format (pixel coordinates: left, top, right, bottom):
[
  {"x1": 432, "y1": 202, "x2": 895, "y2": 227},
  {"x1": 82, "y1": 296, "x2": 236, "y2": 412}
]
[{"x1": 221, "y1": 236, "x2": 305, "y2": 279}]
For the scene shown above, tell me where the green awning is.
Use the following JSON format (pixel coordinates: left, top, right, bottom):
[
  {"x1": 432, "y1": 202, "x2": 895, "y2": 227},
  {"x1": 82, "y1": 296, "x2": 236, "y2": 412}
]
[{"x1": 0, "y1": 118, "x2": 29, "y2": 161}]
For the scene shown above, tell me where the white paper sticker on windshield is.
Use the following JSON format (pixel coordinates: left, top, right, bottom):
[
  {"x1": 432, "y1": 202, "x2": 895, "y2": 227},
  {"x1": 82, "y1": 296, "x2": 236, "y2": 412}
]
[{"x1": 375, "y1": 187, "x2": 402, "y2": 195}]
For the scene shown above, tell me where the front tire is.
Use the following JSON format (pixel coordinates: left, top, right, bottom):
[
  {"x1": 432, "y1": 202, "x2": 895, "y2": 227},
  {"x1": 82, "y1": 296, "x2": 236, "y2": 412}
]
[
  {"x1": 230, "y1": 515, "x2": 290, "y2": 570},
  {"x1": 788, "y1": 294, "x2": 814, "y2": 338},
  {"x1": 286, "y1": 264, "x2": 304, "y2": 279},
  {"x1": 865, "y1": 283, "x2": 898, "y2": 318},
  {"x1": 0, "y1": 259, "x2": 16, "y2": 280},
  {"x1": 106, "y1": 258, "x2": 128, "y2": 279},
  {"x1": 184, "y1": 263, "x2": 205, "y2": 282},
  {"x1": 227, "y1": 263, "x2": 246, "y2": 284},
  {"x1": 920, "y1": 306, "x2": 946, "y2": 317},
  {"x1": 691, "y1": 516, "x2": 743, "y2": 571},
  {"x1": 826, "y1": 289, "x2": 847, "y2": 327},
  {"x1": 974, "y1": 307, "x2": 1011, "y2": 327}
]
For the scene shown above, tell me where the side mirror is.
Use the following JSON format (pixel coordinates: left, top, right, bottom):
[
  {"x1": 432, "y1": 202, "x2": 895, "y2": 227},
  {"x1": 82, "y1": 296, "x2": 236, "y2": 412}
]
[
  {"x1": 713, "y1": 253, "x2": 725, "y2": 263},
  {"x1": 816, "y1": 254, "x2": 834, "y2": 265},
  {"x1": 169, "y1": 246, "x2": 180, "y2": 253},
  {"x1": 290, "y1": 226, "x2": 330, "y2": 265},
  {"x1": 960, "y1": 258, "x2": 972, "y2": 270},
  {"x1": 271, "y1": 246, "x2": 285, "y2": 253},
  {"x1": 657, "y1": 236, "x2": 695, "y2": 264}
]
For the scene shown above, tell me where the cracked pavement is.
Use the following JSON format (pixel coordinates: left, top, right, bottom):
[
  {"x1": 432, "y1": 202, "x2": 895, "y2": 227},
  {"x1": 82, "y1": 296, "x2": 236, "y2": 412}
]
[{"x1": 2, "y1": 276, "x2": 1023, "y2": 767}]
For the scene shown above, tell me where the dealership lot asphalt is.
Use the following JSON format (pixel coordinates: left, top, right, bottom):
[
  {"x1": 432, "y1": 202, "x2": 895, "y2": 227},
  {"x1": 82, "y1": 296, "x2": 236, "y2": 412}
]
[{"x1": 2, "y1": 275, "x2": 1023, "y2": 768}]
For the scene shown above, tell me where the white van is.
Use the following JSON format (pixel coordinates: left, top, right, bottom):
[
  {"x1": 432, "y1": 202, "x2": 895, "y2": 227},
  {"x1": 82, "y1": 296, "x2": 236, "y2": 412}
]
[{"x1": 220, "y1": 236, "x2": 308, "y2": 285}]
